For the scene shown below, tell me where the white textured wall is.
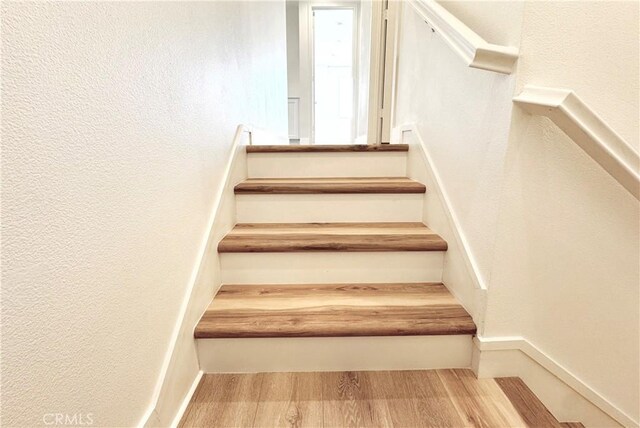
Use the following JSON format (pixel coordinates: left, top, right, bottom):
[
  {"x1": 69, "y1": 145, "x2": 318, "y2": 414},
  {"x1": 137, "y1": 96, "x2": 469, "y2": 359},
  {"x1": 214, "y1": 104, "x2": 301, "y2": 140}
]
[
  {"x1": 396, "y1": 0, "x2": 639, "y2": 423},
  {"x1": 515, "y1": 1, "x2": 639, "y2": 150},
  {"x1": 438, "y1": 0, "x2": 524, "y2": 47},
  {"x1": 1, "y1": 2, "x2": 287, "y2": 427},
  {"x1": 395, "y1": 2, "x2": 517, "y2": 290},
  {"x1": 487, "y1": 1, "x2": 640, "y2": 422}
]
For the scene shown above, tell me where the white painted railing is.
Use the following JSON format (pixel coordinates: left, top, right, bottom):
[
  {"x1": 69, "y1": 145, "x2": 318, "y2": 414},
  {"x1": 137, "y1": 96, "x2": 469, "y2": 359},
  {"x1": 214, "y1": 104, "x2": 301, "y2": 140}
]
[
  {"x1": 514, "y1": 85, "x2": 640, "y2": 200},
  {"x1": 406, "y1": 0, "x2": 519, "y2": 74}
]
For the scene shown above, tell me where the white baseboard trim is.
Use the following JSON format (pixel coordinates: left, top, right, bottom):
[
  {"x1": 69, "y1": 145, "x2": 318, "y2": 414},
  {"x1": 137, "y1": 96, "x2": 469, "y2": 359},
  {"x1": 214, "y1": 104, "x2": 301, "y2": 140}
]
[
  {"x1": 139, "y1": 125, "x2": 251, "y2": 428},
  {"x1": 169, "y1": 371, "x2": 203, "y2": 428},
  {"x1": 394, "y1": 123, "x2": 487, "y2": 292},
  {"x1": 393, "y1": 123, "x2": 487, "y2": 329},
  {"x1": 474, "y1": 336, "x2": 637, "y2": 428}
]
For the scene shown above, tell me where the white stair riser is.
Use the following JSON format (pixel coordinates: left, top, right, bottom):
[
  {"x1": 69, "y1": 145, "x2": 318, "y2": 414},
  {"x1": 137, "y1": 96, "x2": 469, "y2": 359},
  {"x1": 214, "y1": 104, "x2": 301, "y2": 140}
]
[
  {"x1": 247, "y1": 152, "x2": 407, "y2": 178},
  {"x1": 197, "y1": 335, "x2": 473, "y2": 372},
  {"x1": 220, "y1": 251, "x2": 444, "y2": 284},
  {"x1": 235, "y1": 194, "x2": 424, "y2": 223}
]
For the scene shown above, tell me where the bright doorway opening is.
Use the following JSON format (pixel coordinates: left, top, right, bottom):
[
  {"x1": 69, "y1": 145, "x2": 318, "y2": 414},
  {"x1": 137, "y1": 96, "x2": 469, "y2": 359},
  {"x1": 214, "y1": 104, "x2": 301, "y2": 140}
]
[{"x1": 312, "y1": 7, "x2": 356, "y2": 144}]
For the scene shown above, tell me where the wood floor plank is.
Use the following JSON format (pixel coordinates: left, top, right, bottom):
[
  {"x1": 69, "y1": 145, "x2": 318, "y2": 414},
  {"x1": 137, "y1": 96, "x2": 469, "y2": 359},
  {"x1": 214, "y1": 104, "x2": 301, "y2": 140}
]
[
  {"x1": 437, "y1": 369, "x2": 527, "y2": 428},
  {"x1": 247, "y1": 144, "x2": 409, "y2": 153},
  {"x1": 178, "y1": 373, "x2": 263, "y2": 427},
  {"x1": 194, "y1": 283, "x2": 476, "y2": 338},
  {"x1": 496, "y1": 377, "x2": 563, "y2": 427},
  {"x1": 234, "y1": 177, "x2": 426, "y2": 194},
  {"x1": 322, "y1": 371, "x2": 393, "y2": 428},
  {"x1": 253, "y1": 372, "x2": 323, "y2": 428},
  {"x1": 179, "y1": 370, "x2": 567, "y2": 428},
  {"x1": 376, "y1": 370, "x2": 468, "y2": 427},
  {"x1": 217, "y1": 222, "x2": 447, "y2": 253}
]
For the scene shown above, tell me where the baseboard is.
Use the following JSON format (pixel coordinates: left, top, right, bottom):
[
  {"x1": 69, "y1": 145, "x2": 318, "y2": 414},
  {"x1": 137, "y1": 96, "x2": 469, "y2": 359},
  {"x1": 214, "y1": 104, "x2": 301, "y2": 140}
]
[
  {"x1": 474, "y1": 336, "x2": 637, "y2": 428},
  {"x1": 394, "y1": 123, "x2": 486, "y2": 329},
  {"x1": 139, "y1": 125, "x2": 250, "y2": 428},
  {"x1": 169, "y1": 371, "x2": 203, "y2": 428},
  {"x1": 394, "y1": 122, "x2": 637, "y2": 427}
]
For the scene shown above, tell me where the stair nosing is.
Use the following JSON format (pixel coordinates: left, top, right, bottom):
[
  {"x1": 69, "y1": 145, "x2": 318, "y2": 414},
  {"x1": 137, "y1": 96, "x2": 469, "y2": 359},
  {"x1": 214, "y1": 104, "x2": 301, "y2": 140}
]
[
  {"x1": 217, "y1": 222, "x2": 448, "y2": 253},
  {"x1": 195, "y1": 282, "x2": 476, "y2": 339},
  {"x1": 246, "y1": 144, "x2": 409, "y2": 153},
  {"x1": 234, "y1": 177, "x2": 427, "y2": 194}
]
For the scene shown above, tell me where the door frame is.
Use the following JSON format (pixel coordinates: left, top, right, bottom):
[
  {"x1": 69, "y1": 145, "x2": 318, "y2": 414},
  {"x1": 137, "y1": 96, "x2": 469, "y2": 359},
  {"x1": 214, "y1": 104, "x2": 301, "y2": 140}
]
[
  {"x1": 309, "y1": 2, "x2": 359, "y2": 145},
  {"x1": 367, "y1": 0, "x2": 400, "y2": 144}
]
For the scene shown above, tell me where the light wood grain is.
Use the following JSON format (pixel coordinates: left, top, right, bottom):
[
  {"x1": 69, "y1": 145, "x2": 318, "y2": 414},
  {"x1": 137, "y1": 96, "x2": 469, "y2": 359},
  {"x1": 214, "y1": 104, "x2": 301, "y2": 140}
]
[
  {"x1": 179, "y1": 369, "x2": 575, "y2": 428},
  {"x1": 496, "y1": 377, "x2": 563, "y2": 427},
  {"x1": 217, "y1": 222, "x2": 447, "y2": 253},
  {"x1": 194, "y1": 283, "x2": 476, "y2": 338},
  {"x1": 376, "y1": 370, "x2": 467, "y2": 427},
  {"x1": 177, "y1": 373, "x2": 263, "y2": 428},
  {"x1": 323, "y1": 371, "x2": 393, "y2": 427},
  {"x1": 234, "y1": 177, "x2": 426, "y2": 194},
  {"x1": 247, "y1": 144, "x2": 409, "y2": 153},
  {"x1": 253, "y1": 372, "x2": 323, "y2": 428},
  {"x1": 438, "y1": 369, "x2": 527, "y2": 428},
  {"x1": 560, "y1": 423, "x2": 586, "y2": 428}
]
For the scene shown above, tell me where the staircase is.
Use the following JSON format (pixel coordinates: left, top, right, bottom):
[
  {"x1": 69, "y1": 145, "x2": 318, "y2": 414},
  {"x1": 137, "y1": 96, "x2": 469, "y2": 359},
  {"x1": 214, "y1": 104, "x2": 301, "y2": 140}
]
[{"x1": 194, "y1": 143, "x2": 477, "y2": 372}]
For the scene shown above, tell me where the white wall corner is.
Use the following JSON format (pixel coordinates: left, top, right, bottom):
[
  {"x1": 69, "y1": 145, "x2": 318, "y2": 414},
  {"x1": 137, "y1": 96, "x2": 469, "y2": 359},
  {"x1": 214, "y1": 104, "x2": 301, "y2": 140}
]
[
  {"x1": 139, "y1": 125, "x2": 250, "y2": 428},
  {"x1": 407, "y1": 0, "x2": 519, "y2": 74},
  {"x1": 473, "y1": 336, "x2": 638, "y2": 428},
  {"x1": 513, "y1": 85, "x2": 640, "y2": 200}
]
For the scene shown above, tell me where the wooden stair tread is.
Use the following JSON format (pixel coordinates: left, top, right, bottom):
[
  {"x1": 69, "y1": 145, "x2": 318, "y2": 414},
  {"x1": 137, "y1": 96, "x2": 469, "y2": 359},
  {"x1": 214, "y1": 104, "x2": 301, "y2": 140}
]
[
  {"x1": 496, "y1": 377, "x2": 564, "y2": 427},
  {"x1": 217, "y1": 222, "x2": 447, "y2": 252},
  {"x1": 234, "y1": 177, "x2": 426, "y2": 194},
  {"x1": 246, "y1": 144, "x2": 408, "y2": 153},
  {"x1": 194, "y1": 282, "x2": 477, "y2": 338}
]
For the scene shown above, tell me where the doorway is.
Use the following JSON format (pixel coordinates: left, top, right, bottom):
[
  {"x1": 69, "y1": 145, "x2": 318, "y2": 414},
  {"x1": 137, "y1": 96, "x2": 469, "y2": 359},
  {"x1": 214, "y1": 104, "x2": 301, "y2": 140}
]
[{"x1": 312, "y1": 7, "x2": 356, "y2": 144}]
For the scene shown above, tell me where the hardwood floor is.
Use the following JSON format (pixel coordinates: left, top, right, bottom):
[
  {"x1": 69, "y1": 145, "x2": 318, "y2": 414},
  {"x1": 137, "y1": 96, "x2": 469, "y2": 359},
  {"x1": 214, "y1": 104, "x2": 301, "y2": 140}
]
[
  {"x1": 194, "y1": 282, "x2": 476, "y2": 338},
  {"x1": 495, "y1": 377, "x2": 562, "y2": 427},
  {"x1": 495, "y1": 378, "x2": 586, "y2": 428},
  {"x1": 246, "y1": 144, "x2": 409, "y2": 153},
  {"x1": 179, "y1": 369, "x2": 571, "y2": 427},
  {"x1": 217, "y1": 222, "x2": 447, "y2": 253},
  {"x1": 438, "y1": 370, "x2": 525, "y2": 427},
  {"x1": 234, "y1": 177, "x2": 426, "y2": 194},
  {"x1": 253, "y1": 372, "x2": 323, "y2": 427},
  {"x1": 179, "y1": 373, "x2": 263, "y2": 427}
]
